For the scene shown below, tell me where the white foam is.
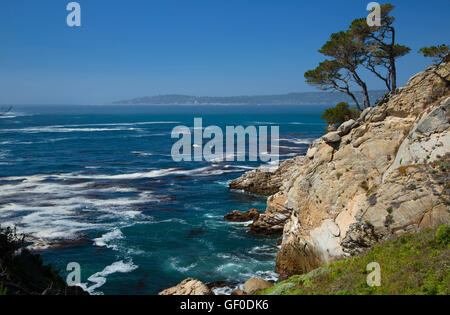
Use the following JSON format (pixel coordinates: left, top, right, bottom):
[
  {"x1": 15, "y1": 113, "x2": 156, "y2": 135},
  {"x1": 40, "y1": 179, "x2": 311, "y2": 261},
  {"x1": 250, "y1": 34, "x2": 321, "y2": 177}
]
[
  {"x1": 94, "y1": 229, "x2": 124, "y2": 250},
  {"x1": 0, "y1": 126, "x2": 142, "y2": 134},
  {"x1": 0, "y1": 174, "x2": 155, "y2": 243},
  {"x1": 278, "y1": 138, "x2": 314, "y2": 145},
  {"x1": 169, "y1": 258, "x2": 198, "y2": 273},
  {"x1": 241, "y1": 270, "x2": 279, "y2": 282},
  {"x1": 80, "y1": 260, "x2": 138, "y2": 294},
  {"x1": 212, "y1": 284, "x2": 243, "y2": 295},
  {"x1": 131, "y1": 151, "x2": 153, "y2": 156}
]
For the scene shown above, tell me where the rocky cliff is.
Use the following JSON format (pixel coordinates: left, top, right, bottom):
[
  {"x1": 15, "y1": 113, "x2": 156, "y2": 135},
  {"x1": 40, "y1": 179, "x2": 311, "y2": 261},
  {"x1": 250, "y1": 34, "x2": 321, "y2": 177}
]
[{"x1": 231, "y1": 62, "x2": 450, "y2": 280}]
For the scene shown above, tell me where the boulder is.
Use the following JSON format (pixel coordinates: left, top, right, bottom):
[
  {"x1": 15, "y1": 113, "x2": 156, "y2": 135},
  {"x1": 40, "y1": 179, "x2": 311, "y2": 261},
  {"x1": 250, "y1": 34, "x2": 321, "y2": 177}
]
[
  {"x1": 415, "y1": 101, "x2": 449, "y2": 136},
  {"x1": 322, "y1": 131, "x2": 341, "y2": 144},
  {"x1": 231, "y1": 290, "x2": 246, "y2": 295},
  {"x1": 224, "y1": 209, "x2": 261, "y2": 222},
  {"x1": 306, "y1": 147, "x2": 318, "y2": 159},
  {"x1": 243, "y1": 278, "x2": 273, "y2": 294},
  {"x1": 327, "y1": 124, "x2": 337, "y2": 132},
  {"x1": 337, "y1": 119, "x2": 356, "y2": 136},
  {"x1": 158, "y1": 278, "x2": 214, "y2": 295}
]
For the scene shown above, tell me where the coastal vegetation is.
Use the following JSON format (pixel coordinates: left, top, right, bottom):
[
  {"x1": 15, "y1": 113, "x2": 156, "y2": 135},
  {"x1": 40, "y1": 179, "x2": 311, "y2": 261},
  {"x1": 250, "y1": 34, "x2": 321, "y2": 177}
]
[
  {"x1": 256, "y1": 224, "x2": 450, "y2": 295},
  {"x1": 0, "y1": 226, "x2": 87, "y2": 295},
  {"x1": 419, "y1": 44, "x2": 450, "y2": 65},
  {"x1": 320, "y1": 102, "x2": 360, "y2": 127},
  {"x1": 419, "y1": 44, "x2": 450, "y2": 86}
]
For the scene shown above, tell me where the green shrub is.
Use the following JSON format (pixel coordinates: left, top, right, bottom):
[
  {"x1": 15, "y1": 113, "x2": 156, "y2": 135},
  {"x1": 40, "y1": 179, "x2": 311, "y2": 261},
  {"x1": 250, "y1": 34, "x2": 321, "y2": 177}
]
[
  {"x1": 321, "y1": 102, "x2": 360, "y2": 127},
  {"x1": 435, "y1": 224, "x2": 450, "y2": 245}
]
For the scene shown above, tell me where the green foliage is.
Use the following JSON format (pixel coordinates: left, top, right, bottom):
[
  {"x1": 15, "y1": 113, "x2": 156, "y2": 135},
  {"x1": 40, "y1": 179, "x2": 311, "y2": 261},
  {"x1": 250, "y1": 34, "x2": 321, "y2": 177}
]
[
  {"x1": 257, "y1": 225, "x2": 450, "y2": 295},
  {"x1": 435, "y1": 225, "x2": 450, "y2": 246},
  {"x1": 419, "y1": 45, "x2": 449, "y2": 64},
  {"x1": 321, "y1": 102, "x2": 360, "y2": 126},
  {"x1": 319, "y1": 31, "x2": 365, "y2": 68},
  {"x1": 0, "y1": 226, "x2": 88, "y2": 295},
  {"x1": 304, "y1": 60, "x2": 343, "y2": 90}
]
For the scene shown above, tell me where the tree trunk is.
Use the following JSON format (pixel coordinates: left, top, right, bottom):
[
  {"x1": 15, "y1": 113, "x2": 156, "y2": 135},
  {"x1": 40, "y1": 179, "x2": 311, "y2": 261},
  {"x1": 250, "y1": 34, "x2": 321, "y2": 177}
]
[
  {"x1": 347, "y1": 91, "x2": 362, "y2": 111},
  {"x1": 390, "y1": 28, "x2": 397, "y2": 91},
  {"x1": 351, "y1": 72, "x2": 371, "y2": 108}
]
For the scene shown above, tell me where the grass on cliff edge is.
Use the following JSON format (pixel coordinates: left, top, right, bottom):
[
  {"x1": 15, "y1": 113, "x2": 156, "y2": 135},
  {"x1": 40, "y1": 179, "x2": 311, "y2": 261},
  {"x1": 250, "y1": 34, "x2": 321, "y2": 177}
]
[{"x1": 257, "y1": 224, "x2": 450, "y2": 295}]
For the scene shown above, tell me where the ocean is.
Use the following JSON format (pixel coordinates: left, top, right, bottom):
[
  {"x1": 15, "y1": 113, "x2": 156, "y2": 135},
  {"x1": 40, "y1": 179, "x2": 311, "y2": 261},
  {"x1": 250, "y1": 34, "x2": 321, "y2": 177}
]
[{"x1": 0, "y1": 104, "x2": 327, "y2": 295}]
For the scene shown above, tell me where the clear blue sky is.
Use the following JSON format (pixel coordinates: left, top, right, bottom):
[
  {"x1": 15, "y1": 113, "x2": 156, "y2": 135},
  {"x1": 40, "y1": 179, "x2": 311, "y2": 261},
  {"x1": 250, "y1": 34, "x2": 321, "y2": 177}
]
[{"x1": 0, "y1": 0, "x2": 449, "y2": 105}]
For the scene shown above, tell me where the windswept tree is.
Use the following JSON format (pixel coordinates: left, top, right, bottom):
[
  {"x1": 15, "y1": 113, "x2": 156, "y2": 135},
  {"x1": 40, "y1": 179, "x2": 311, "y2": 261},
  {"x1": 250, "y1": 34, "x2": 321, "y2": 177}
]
[
  {"x1": 419, "y1": 44, "x2": 449, "y2": 65},
  {"x1": 419, "y1": 44, "x2": 450, "y2": 85},
  {"x1": 318, "y1": 31, "x2": 371, "y2": 109},
  {"x1": 305, "y1": 60, "x2": 363, "y2": 111},
  {"x1": 305, "y1": 3, "x2": 409, "y2": 110},
  {"x1": 349, "y1": 4, "x2": 410, "y2": 92}
]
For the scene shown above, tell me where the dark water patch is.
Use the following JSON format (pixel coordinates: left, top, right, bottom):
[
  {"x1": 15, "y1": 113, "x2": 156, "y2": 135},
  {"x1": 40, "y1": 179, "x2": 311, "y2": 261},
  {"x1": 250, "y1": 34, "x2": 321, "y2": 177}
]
[{"x1": 187, "y1": 227, "x2": 205, "y2": 239}]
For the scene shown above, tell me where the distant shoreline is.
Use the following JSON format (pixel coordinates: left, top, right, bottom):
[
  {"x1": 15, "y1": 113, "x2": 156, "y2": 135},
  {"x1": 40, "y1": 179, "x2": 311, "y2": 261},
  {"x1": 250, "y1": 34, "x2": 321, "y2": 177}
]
[{"x1": 112, "y1": 91, "x2": 387, "y2": 106}]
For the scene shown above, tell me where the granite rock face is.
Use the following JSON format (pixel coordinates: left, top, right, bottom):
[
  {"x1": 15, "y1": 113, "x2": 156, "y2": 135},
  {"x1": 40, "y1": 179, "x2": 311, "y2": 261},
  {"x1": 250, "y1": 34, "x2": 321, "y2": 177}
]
[
  {"x1": 229, "y1": 157, "x2": 305, "y2": 195},
  {"x1": 273, "y1": 62, "x2": 450, "y2": 280},
  {"x1": 249, "y1": 195, "x2": 291, "y2": 235},
  {"x1": 224, "y1": 209, "x2": 261, "y2": 222},
  {"x1": 230, "y1": 62, "x2": 450, "y2": 281}
]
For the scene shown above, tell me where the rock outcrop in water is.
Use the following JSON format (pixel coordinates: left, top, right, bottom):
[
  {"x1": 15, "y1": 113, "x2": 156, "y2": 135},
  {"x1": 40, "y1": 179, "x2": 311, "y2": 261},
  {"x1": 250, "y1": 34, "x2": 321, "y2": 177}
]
[
  {"x1": 233, "y1": 62, "x2": 450, "y2": 280},
  {"x1": 158, "y1": 278, "x2": 214, "y2": 295},
  {"x1": 224, "y1": 209, "x2": 261, "y2": 222},
  {"x1": 229, "y1": 157, "x2": 305, "y2": 195}
]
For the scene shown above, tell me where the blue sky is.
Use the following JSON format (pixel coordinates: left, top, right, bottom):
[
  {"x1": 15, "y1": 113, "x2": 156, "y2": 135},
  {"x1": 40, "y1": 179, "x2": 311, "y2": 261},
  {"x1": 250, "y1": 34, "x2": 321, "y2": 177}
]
[{"x1": 0, "y1": 0, "x2": 449, "y2": 105}]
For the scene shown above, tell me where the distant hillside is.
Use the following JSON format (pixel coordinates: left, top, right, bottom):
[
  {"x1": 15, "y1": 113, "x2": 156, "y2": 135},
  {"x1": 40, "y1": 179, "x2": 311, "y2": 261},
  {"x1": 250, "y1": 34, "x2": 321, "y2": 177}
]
[{"x1": 113, "y1": 91, "x2": 387, "y2": 106}]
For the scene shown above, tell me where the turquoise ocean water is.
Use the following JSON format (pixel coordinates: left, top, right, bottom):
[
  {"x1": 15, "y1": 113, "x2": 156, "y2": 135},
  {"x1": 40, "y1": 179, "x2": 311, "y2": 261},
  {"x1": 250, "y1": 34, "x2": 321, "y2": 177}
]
[{"x1": 0, "y1": 105, "x2": 327, "y2": 294}]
